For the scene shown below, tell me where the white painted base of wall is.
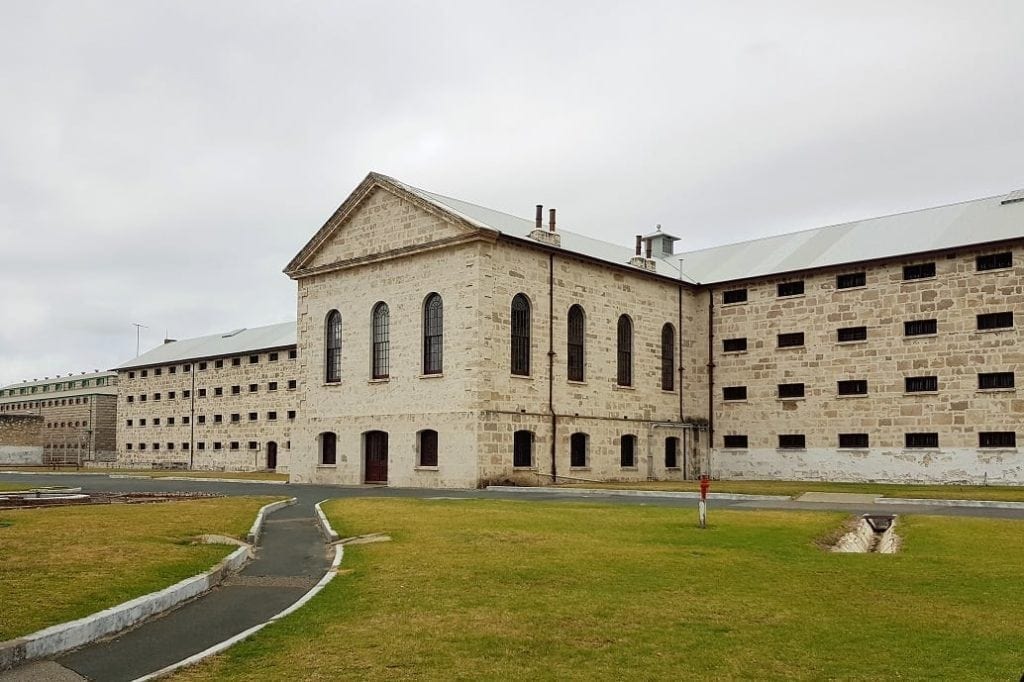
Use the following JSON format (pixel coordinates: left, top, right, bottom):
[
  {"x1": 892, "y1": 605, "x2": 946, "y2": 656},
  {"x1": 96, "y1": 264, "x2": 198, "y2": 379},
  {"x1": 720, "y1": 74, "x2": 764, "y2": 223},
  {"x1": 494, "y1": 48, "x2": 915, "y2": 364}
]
[
  {"x1": 0, "y1": 446, "x2": 44, "y2": 465},
  {"x1": 713, "y1": 447, "x2": 1024, "y2": 486}
]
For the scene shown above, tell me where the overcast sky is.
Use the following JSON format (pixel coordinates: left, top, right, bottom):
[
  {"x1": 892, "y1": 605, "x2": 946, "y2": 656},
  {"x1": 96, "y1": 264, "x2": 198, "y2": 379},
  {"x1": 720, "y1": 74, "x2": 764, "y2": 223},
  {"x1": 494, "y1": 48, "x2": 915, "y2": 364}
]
[{"x1": 2, "y1": 1, "x2": 1022, "y2": 386}]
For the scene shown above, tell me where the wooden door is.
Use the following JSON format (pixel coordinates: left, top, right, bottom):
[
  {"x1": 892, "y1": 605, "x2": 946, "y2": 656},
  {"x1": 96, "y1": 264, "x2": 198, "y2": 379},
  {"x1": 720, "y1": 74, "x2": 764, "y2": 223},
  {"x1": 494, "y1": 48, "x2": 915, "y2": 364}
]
[
  {"x1": 267, "y1": 442, "x2": 278, "y2": 470},
  {"x1": 364, "y1": 431, "x2": 388, "y2": 483}
]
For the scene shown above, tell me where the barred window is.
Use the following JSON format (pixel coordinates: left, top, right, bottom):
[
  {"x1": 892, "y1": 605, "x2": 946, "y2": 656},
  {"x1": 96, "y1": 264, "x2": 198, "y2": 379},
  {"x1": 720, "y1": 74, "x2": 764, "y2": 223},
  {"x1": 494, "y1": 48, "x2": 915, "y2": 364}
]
[
  {"x1": 976, "y1": 252, "x2": 1012, "y2": 271},
  {"x1": 778, "y1": 383, "x2": 805, "y2": 399},
  {"x1": 777, "y1": 332, "x2": 804, "y2": 348},
  {"x1": 836, "y1": 272, "x2": 866, "y2": 289},
  {"x1": 418, "y1": 429, "x2": 438, "y2": 467},
  {"x1": 723, "y1": 386, "x2": 747, "y2": 401},
  {"x1": 617, "y1": 315, "x2": 633, "y2": 386},
  {"x1": 904, "y1": 319, "x2": 937, "y2": 336},
  {"x1": 978, "y1": 372, "x2": 1015, "y2": 389},
  {"x1": 839, "y1": 433, "x2": 869, "y2": 448},
  {"x1": 722, "y1": 289, "x2": 747, "y2": 304},
  {"x1": 661, "y1": 323, "x2": 675, "y2": 391},
  {"x1": 513, "y1": 430, "x2": 533, "y2": 467},
  {"x1": 723, "y1": 435, "x2": 748, "y2": 449},
  {"x1": 620, "y1": 434, "x2": 637, "y2": 467},
  {"x1": 320, "y1": 432, "x2": 337, "y2": 465},
  {"x1": 778, "y1": 434, "x2": 806, "y2": 449},
  {"x1": 979, "y1": 432, "x2": 1016, "y2": 448},
  {"x1": 723, "y1": 337, "x2": 747, "y2": 352},
  {"x1": 372, "y1": 302, "x2": 390, "y2": 379},
  {"x1": 567, "y1": 305, "x2": 585, "y2": 382},
  {"x1": 905, "y1": 432, "x2": 938, "y2": 448},
  {"x1": 423, "y1": 294, "x2": 443, "y2": 375},
  {"x1": 837, "y1": 326, "x2": 867, "y2": 342},
  {"x1": 325, "y1": 310, "x2": 342, "y2": 383},
  {"x1": 511, "y1": 294, "x2": 531, "y2": 376},
  {"x1": 837, "y1": 380, "x2": 868, "y2": 396},
  {"x1": 664, "y1": 437, "x2": 679, "y2": 468},
  {"x1": 903, "y1": 262, "x2": 935, "y2": 280},
  {"x1": 777, "y1": 281, "x2": 804, "y2": 297},
  {"x1": 977, "y1": 312, "x2": 1013, "y2": 330},
  {"x1": 905, "y1": 376, "x2": 938, "y2": 393},
  {"x1": 570, "y1": 432, "x2": 588, "y2": 468}
]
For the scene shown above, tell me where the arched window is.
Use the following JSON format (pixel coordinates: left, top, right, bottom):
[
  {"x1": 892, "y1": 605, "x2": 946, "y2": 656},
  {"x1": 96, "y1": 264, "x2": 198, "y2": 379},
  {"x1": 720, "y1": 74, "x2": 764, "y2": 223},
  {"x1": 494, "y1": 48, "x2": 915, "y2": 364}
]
[
  {"x1": 511, "y1": 294, "x2": 531, "y2": 376},
  {"x1": 418, "y1": 429, "x2": 438, "y2": 467},
  {"x1": 320, "y1": 432, "x2": 337, "y2": 465},
  {"x1": 661, "y1": 323, "x2": 675, "y2": 391},
  {"x1": 570, "y1": 432, "x2": 588, "y2": 468},
  {"x1": 620, "y1": 434, "x2": 637, "y2": 467},
  {"x1": 423, "y1": 293, "x2": 443, "y2": 375},
  {"x1": 372, "y1": 302, "x2": 390, "y2": 379},
  {"x1": 325, "y1": 310, "x2": 342, "y2": 383},
  {"x1": 617, "y1": 315, "x2": 633, "y2": 386},
  {"x1": 513, "y1": 429, "x2": 534, "y2": 467},
  {"x1": 665, "y1": 437, "x2": 679, "y2": 468},
  {"x1": 567, "y1": 305, "x2": 585, "y2": 382}
]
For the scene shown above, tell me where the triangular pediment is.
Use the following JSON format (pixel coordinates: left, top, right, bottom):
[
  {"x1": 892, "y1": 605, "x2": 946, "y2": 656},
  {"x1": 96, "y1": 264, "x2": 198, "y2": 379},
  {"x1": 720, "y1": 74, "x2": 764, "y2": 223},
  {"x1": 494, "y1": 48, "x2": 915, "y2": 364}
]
[{"x1": 285, "y1": 172, "x2": 497, "y2": 277}]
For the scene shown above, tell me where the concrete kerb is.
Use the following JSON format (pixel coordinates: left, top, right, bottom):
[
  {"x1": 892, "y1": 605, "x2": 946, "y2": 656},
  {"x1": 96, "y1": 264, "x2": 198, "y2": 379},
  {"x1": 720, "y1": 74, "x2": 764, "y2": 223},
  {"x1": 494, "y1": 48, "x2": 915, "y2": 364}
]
[
  {"x1": 246, "y1": 498, "x2": 297, "y2": 545},
  {"x1": 315, "y1": 499, "x2": 340, "y2": 542},
  {"x1": 882, "y1": 497, "x2": 1024, "y2": 510},
  {"x1": 133, "y1": 539, "x2": 346, "y2": 681},
  {"x1": 486, "y1": 485, "x2": 791, "y2": 502},
  {"x1": 0, "y1": 498, "x2": 290, "y2": 674}
]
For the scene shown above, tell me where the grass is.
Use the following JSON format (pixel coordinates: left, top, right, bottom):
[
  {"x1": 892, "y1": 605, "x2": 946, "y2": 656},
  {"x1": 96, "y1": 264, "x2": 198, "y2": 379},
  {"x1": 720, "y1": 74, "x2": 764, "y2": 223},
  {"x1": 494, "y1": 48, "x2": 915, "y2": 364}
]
[
  {"x1": 0, "y1": 483, "x2": 32, "y2": 492},
  {"x1": 0, "y1": 467, "x2": 288, "y2": 481},
  {"x1": 560, "y1": 479, "x2": 1024, "y2": 502},
  {"x1": 175, "y1": 498, "x2": 1024, "y2": 680},
  {"x1": 0, "y1": 496, "x2": 281, "y2": 640}
]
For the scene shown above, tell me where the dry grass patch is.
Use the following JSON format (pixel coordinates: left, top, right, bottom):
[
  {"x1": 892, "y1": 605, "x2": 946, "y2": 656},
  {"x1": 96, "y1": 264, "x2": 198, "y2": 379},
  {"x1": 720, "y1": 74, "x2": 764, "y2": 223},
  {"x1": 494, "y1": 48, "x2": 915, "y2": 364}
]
[
  {"x1": 175, "y1": 499, "x2": 1024, "y2": 680},
  {"x1": 560, "y1": 479, "x2": 1024, "y2": 502},
  {"x1": 0, "y1": 496, "x2": 281, "y2": 640}
]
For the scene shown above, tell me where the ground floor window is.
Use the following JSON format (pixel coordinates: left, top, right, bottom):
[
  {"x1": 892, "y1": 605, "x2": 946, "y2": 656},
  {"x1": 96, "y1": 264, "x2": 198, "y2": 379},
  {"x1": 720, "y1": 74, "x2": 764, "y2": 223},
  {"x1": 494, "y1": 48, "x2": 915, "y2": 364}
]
[
  {"x1": 418, "y1": 429, "x2": 438, "y2": 467},
  {"x1": 320, "y1": 432, "x2": 337, "y2": 465},
  {"x1": 665, "y1": 437, "x2": 679, "y2": 468},
  {"x1": 570, "y1": 432, "x2": 588, "y2": 468},
  {"x1": 620, "y1": 434, "x2": 637, "y2": 467},
  {"x1": 513, "y1": 430, "x2": 534, "y2": 467}
]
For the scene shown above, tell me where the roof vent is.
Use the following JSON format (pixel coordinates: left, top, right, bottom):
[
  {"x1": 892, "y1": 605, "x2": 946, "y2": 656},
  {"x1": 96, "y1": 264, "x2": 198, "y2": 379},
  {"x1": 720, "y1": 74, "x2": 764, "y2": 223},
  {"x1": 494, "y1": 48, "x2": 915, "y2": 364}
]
[
  {"x1": 642, "y1": 224, "x2": 681, "y2": 257},
  {"x1": 221, "y1": 328, "x2": 246, "y2": 338},
  {"x1": 1000, "y1": 189, "x2": 1024, "y2": 205}
]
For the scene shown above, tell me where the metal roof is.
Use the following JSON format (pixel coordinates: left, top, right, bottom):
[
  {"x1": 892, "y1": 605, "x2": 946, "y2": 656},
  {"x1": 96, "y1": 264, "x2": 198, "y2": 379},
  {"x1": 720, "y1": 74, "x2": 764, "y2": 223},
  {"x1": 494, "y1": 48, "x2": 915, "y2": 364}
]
[
  {"x1": 388, "y1": 175, "x2": 1024, "y2": 285},
  {"x1": 0, "y1": 370, "x2": 118, "y2": 401},
  {"x1": 116, "y1": 321, "x2": 296, "y2": 370}
]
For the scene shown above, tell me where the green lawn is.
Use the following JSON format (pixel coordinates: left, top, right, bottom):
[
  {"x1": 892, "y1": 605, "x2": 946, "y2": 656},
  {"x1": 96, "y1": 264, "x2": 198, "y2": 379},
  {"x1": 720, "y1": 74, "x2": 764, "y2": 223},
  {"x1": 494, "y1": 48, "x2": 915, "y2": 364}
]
[
  {"x1": 0, "y1": 496, "x2": 280, "y2": 640},
  {"x1": 0, "y1": 467, "x2": 288, "y2": 481},
  {"x1": 560, "y1": 479, "x2": 1024, "y2": 502},
  {"x1": 175, "y1": 498, "x2": 1024, "y2": 680}
]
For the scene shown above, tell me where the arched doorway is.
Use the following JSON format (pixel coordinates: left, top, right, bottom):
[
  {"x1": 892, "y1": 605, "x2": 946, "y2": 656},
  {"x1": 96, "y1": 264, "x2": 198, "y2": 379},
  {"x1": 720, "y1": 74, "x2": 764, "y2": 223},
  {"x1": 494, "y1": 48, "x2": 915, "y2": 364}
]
[
  {"x1": 364, "y1": 431, "x2": 388, "y2": 484},
  {"x1": 266, "y1": 441, "x2": 278, "y2": 471}
]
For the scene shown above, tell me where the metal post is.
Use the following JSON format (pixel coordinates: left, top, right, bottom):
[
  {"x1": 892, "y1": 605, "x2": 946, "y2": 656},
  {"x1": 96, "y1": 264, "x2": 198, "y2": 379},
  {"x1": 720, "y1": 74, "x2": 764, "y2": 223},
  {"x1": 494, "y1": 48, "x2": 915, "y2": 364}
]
[{"x1": 699, "y1": 474, "x2": 710, "y2": 528}]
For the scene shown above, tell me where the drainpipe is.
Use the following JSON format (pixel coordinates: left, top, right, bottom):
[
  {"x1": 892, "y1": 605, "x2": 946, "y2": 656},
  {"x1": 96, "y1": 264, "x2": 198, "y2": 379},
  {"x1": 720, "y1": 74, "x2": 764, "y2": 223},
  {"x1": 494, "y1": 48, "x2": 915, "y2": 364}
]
[
  {"x1": 189, "y1": 365, "x2": 196, "y2": 469},
  {"x1": 706, "y1": 290, "x2": 715, "y2": 476},
  {"x1": 548, "y1": 252, "x2": 557, "y2": 483},
  {"x1": 677, "y1": 284, "x2": 684, "y2": 422}
]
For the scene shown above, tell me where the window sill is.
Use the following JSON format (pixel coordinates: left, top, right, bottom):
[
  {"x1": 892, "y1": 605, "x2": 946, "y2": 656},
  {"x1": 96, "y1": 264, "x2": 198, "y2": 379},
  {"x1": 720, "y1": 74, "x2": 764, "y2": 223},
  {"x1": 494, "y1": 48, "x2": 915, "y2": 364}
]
[
  {"x1": 368, "y1": 378, "x2": 390, "y2": 384},
  {"x1": 614, "y1": 384, "x2": 636, "y2": 391},
  {"x1": 510, "y1": 374, "x2": 533, "y2": 380},
  {"x1": 776, "y1": 293, "x2": 806, "y2": 300},
  {"x1": 976, "y1": 388, "x2": 1016, "y2": 394},
  {"x1": 316, "y1": 464, "x2": 337, "y2": 469},
  {"x1": 419, "y1": 373, "x2": 444, "y2": 379},
  {"x1": 903, "y1": 448, "x2": 941, "y2": 453},
  {"x1": 620, "y1": 466, "x2": 639, "y2": 471},
  {"x1": 975, "y1": 327, "x2": 1013, "y2": 334},
  {"x1": 903, "y1": 391, "x2": 938, "y2": 396},
  {"x1": 976, "y1": 267, "x2": 1014, "y2": 274},
  {"x1": 721, "y1": 447, "x2": 749, "y2": 452},
  {"x1": 834, "y1": 285, "x2": 867, "y2": 292},
  {"x1": 567, "y1": 379, "x2": 588, "y2": 386},
  {"x1": 776, "y1": 345, "x2": 805, "y2": 351},
  {"x1": 837, "y1": 448, "x2": 869, "y2": 453},
  {"x1": 661, "y1": 389, "x2": 677, "y2": 394},
  {"x1": 723, "y1": 399, "x2": 748, "y2": 405},
  {"x1": 414, "y1": 466, "x2": 439, "y2": 471},
  {"x1": 722, "y1": 350, "x2": 748, "y2": 355},
  {"x1": 978, "y1": 448, "x2": 1018, "y2": 453},
  {"x1": 901, "y1": 276, "x2": 937, "y2": 284},
  {"x1": 903, "y1": 334, "x2": 938, "y2": 340},
  {"x1": 569, "y1": 466, "x2": 590, "y2": 471},
  {"x1": 665, "y1": 466, "x2": 682, "y2": 471},
  {"x1": 776, "y1": 397, "x2": 806, "y2": 402},
  {"x1": 513, "y1": 466, "x2": 537, "y2": 471},
  {"x1": 776, "y1": 448, "x2": 806, "y2": 452},
  {"x1": 836, "y1": 394, "x2": 868, "y2": 399},
  {"x1": 720, "y1": 301, "x2": 748, "y2": 308}
]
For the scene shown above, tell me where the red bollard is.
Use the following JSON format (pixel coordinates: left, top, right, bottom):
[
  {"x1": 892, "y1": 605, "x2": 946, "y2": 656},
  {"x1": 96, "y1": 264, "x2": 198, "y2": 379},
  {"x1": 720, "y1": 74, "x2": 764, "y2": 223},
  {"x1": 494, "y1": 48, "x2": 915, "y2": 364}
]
[{"x1": 698, "y1": 474, "x2": 710, "y2": 528}]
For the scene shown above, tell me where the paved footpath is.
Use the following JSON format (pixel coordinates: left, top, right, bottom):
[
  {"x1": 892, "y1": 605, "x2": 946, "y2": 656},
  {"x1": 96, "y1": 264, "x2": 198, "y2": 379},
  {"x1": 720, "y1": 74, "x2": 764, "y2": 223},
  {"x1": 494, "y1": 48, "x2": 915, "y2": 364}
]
[{"x1": 1, "y1": 472, "x2": 1023, "y2": 681}]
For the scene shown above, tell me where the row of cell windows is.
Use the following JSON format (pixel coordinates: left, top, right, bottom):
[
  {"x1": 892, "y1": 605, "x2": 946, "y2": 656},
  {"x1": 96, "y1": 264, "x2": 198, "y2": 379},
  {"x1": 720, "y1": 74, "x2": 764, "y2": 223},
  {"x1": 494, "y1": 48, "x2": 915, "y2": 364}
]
[
  {"x1": 126, "y1": 410, "x2": 296, "y2": 427},
  {"x1": 44, "y1": 421, "x2": 90, "y2": 428},
  {"x1": 0, "y1": 376, "x2": 111, "y2": 397},
  {"x1": 722, "y1": 313, "x2": 1015, "y2": 353},
  {"x1": 722, "y1": 432, "x2": 1018, "y2": 449},
  {"x1": 323, "y1": 295, "x2": 441, "y2": 383},
  {"x1": 125, "y1": 349, "x2": 298, "y2": 380},
  {"x1": 722, "y1": 372, "x2": 1016, "y2": 401},
  {"x1": 125, "y1": 381, "x2": 297, "y2": 403},
  {"x1": 720, "y1": 252, "x2": 1016, "y2": 304},
  {"x1": 1, "y1": 397, "x2": 92, "y2": 411},
  {"x1": 126, "y1": 440, "x2": 291, "y2": 452}
]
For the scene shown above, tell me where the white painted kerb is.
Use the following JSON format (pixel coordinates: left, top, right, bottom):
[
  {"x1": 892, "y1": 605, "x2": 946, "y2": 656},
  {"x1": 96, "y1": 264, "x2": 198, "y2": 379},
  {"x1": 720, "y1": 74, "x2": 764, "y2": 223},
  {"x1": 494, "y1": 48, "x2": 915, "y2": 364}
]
[
  {"x1": 315, "y1": 499, "x2": 340, "y2": 541},
  {"x1": 486, "y1": 485, "x2": 790, "y2": 502}
]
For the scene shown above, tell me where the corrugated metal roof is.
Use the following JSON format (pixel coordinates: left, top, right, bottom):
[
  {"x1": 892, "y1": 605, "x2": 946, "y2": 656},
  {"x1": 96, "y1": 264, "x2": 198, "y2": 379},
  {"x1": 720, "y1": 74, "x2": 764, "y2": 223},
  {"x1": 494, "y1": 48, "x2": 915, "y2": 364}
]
[
  {"x1": 116, "y1": 321, "x2": 296, "y2": 370},
  {"x1": 388, "y1": 175, "x2": 1024, "y2": 285},
  {"x1": 0, "y1": 370, "x2": 118, "y2": 401}
]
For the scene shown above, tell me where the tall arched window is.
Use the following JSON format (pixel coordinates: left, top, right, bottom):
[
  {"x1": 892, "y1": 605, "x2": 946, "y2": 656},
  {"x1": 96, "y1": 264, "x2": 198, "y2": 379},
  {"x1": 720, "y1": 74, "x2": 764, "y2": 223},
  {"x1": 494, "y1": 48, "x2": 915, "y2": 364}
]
[
  {"x1": 372, "y1": 302, "x2": 390, "y2": 379},
  {"x1": 661, "y1": 323, "x2": 675, "y2": 391},
  {"x1": 567, "y1": 305, "x2": 585, "y2": 382},
  {"x1": 423, "y1": 293, "x2": 443, "y2": 375},
  {"x1": 511, "y1": 294, "x2": 531, "y2": 376},
  {"x1": 617, "y1": 315, "x2": 633, "y2": 386},
  {"x1": 325, "y1": 310, "x2": 342, "y2": 383}
]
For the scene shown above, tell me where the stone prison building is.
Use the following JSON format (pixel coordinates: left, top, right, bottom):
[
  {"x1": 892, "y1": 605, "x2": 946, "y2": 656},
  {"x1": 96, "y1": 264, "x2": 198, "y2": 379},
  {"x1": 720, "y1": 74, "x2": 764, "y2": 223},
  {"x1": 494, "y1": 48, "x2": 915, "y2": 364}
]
[{"x1": 273, "y1": 173, "x2": 1023, "y2": 488}]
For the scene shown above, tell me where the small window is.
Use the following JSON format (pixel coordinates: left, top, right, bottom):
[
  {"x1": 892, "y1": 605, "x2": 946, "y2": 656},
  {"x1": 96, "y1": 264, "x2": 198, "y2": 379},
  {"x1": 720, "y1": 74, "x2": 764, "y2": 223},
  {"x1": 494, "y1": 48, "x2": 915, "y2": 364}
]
[
  {"x1": 722, "y1": 289, "x2": 747, "y2": 304},
  {"x1": 723, "y1": 338, "x2": 747, "y2": 352},
  {"x1": 977, "y1": 312, "x2": 1013, "y2": 330},
  {"x1": 836, "y1": 272, "x2": 866, "y2": 289},
  {"x1": 248, "y1": 441, "x2": 258, "y2": 450},
  {"x1": 904, "y1": 319, "x2": 937, "y2": 336},
  {"x1": 126, "y1": 443, "x2": 133, "y2": 451},
  {"x1": 197, "y1": 415, "x2": 206, "y2": 424},
  {"x1": 979, "y1": 432, "x2": 1016, "y2": 448},
  {"x1": 570, "y1": 432, "x2": 588, "y2": 468},
  {"x1": 169, "y1": 366, "x2": 176, "y2": 374},
  {"x1": 320, "y1": 432, "x2": 337, "y2": 465},
  {"x1": 325, "y1": 310, "x2": 342, "y2": 383},
  {"x1": 778, "y1": 434, "x2": 806, "y2": 449},
  {"x1": 230, "y1": 441, "x2": 240, "y2": 450},
  {"x1": 140, "y1": 394, "x2": 147, "y2": 402},
  {"x1": 182, "y1": 442, "x2": 189, "y2": 450},
  {"x1": 182, "y1": 416, "x2": 189, "y2": 425},
  {"x1": 167, "y1": 417, "x2": 175, "y2": 425},
  {"x1": 620, "y1": 434, "x2": 637, "y2": 467},
  {"x1": 723, "y1": 434, "x2": 748, "y2": 449},
  {"x1": 215, "y1": 387, "x2": 224, "y2": 396},
  {"x1": 249, "y1": 384, "x2": 258, "y2": 393},
  {"x1": 141, "y1": 370, "x2": 148, "y2": 378},
  {"x1": 214, "y1": 414, "x2": 223, "y2": 423},
  {"x1": 231, "y1": 385, "x2": 240, "y2": 395},
  {"x1": 723, "y1": 386, "x2": 747, "y2": 401},
  {"x1": 837, "y1": 380, "x2": 868, "y2": 396},
  {"x1": 197, "y1": 442, "x2": 205, "y2": 450},
  {"x1": 155, "y1": 368, "x2": 162, "y2": 376},
  {"x1": 777, "y1": 281, "x2": 804, "y2": 297},
  {"x1": 231, "y1": 413, "x2": 240, "y2": 422},
  {"x1": 128, "y1": 371, "x2": 135, "y2": 379},
  {"x1": 839, "y1": 433, "x2": 869, "y2": 448},
  {"x1": 289, "y1": 349, "x2": 297, "y2": 359},
  {"x1": 269, "y1": 352, "x2": 279, "y2": 362},
  {"x1": 184, "y1": 364, "x2": 191, "y2": 372},
  {"x1": 903, "y1": 262, "x2": 935, "y2": 280},
  {"x1": 778, "y1": 383, "x2": 805, "y2": 399},
  {"x1": 153, "y1": 418, "x2": 160, "y2": 425},
  {"x1": 248, "y1": 412, "x2": 258, "y2": 421},
  {"x1": 152, "y1": 442, "x2": 159, "y2": 450},
  {"x1": 976, "y1": 252, "x2": 1012, "y2": 271},
  {"x1": 127, "y1": 396, "x2": 134, "y2": 403},
  {"x1": 249, "y1": 355, "x2": 259, "y2": 364},
  {"x1": 232, "y1": 357, "x2": 241, "y2": 367},
  {"x1": 268, "y1": 381, "x2": 278, "y2": 391},
  {"x1": 198, "y1": 388, "x2": 207, "y2": 398},
  {"x1": 167, "y1": 442, "x2": 174, "y2": 450},
  {"x1": 168, "y1": 391, "x2": 176, "y2": 400},
  {"x1": 419, "y1": 429, "x2": 439, "y2": 467},
  {"x1": 905, "y1": 376, "x2": 938, "y2": 393},
  {"x1": 126, "y1": 419, "x2": 133, "y2": 427},
  {"x1": 215, "y1": 359, "x2": 224, "y2": 369},
  {"x1": 978, "y1": 372, "x2": 1015, "y2": 389},
  {"x1": 616, "y1": 315, "x2": 633, "y2": 386},
  {"x1": 268, "y1": 411, "x2": 277, "y2": 420},
  {"x1": 198, "y1": 362, "x2": 207, "y2": 370},
  {"x1": 905, "y1": 432, "x2": 938, "y2": 448},
  {"x1": 288, "y1": 380, "x2": 297, "y2": 390},
  {"x1": 213, "y1": 441, "x2": 222, "y2": 450},
  {"x1": 153, "y1": 392, "x2": 161, "y2": 401},
  {"x1": 664, "y1": 437, "x2": 679, "y2": 468},
  {"x1": 287, "y1": 410, "x2": 296, "y2": 420},
  {"x1": 513, "y1": 430, "x2": 533, "y2": 467},
  {"x1": 777, "y1": 332, "x2": 804, "y2": 348},
  {"x1": 139, "y1": 443, "x2": 146, "y2": 451}
]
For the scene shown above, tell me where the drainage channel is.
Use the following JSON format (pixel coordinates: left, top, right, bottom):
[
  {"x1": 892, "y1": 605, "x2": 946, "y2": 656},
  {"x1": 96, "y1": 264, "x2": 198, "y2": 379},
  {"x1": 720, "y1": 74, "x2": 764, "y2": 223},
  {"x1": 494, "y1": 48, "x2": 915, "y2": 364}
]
[{"x1": 832, "y1": 514, "x2": 900, "y2": 554}]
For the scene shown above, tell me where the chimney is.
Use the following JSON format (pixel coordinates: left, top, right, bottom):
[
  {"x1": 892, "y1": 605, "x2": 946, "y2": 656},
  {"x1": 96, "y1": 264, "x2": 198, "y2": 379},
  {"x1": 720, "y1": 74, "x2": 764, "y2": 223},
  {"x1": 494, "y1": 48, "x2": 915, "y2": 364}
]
[
  {"x1": 528, "y1": 204, "x2": 561, "y2": 247},
  {"x1": 630, "y1": 234, "x2": 658, "y2": 272},
  {"x1": 548, "y1": 208, "x2": 556, "y2": 232},
  {"x1": 645, "y1": 239, "x2": 653, "y2": 259},
  {"x1": 635, "y1": 235, "x2": 642, "y2": 256},
  {"x1": 535, "y1": 205, "x2": 543, "y2": 230}
]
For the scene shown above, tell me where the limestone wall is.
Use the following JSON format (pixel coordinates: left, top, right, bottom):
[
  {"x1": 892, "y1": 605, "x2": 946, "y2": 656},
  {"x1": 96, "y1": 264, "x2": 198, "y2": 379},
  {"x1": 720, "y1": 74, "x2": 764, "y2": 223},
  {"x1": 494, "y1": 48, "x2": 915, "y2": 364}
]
[{"x1": 0, "y1": 415, "x2": 44, "y2": 464}]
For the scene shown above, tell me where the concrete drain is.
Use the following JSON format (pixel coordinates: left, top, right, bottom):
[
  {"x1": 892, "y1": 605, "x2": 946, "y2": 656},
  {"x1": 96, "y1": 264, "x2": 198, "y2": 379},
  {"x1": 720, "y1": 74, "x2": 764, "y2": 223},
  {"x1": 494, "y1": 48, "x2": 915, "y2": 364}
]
[{"x1": 832, "y1": 514, "x2": 900, "y2": 554}]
